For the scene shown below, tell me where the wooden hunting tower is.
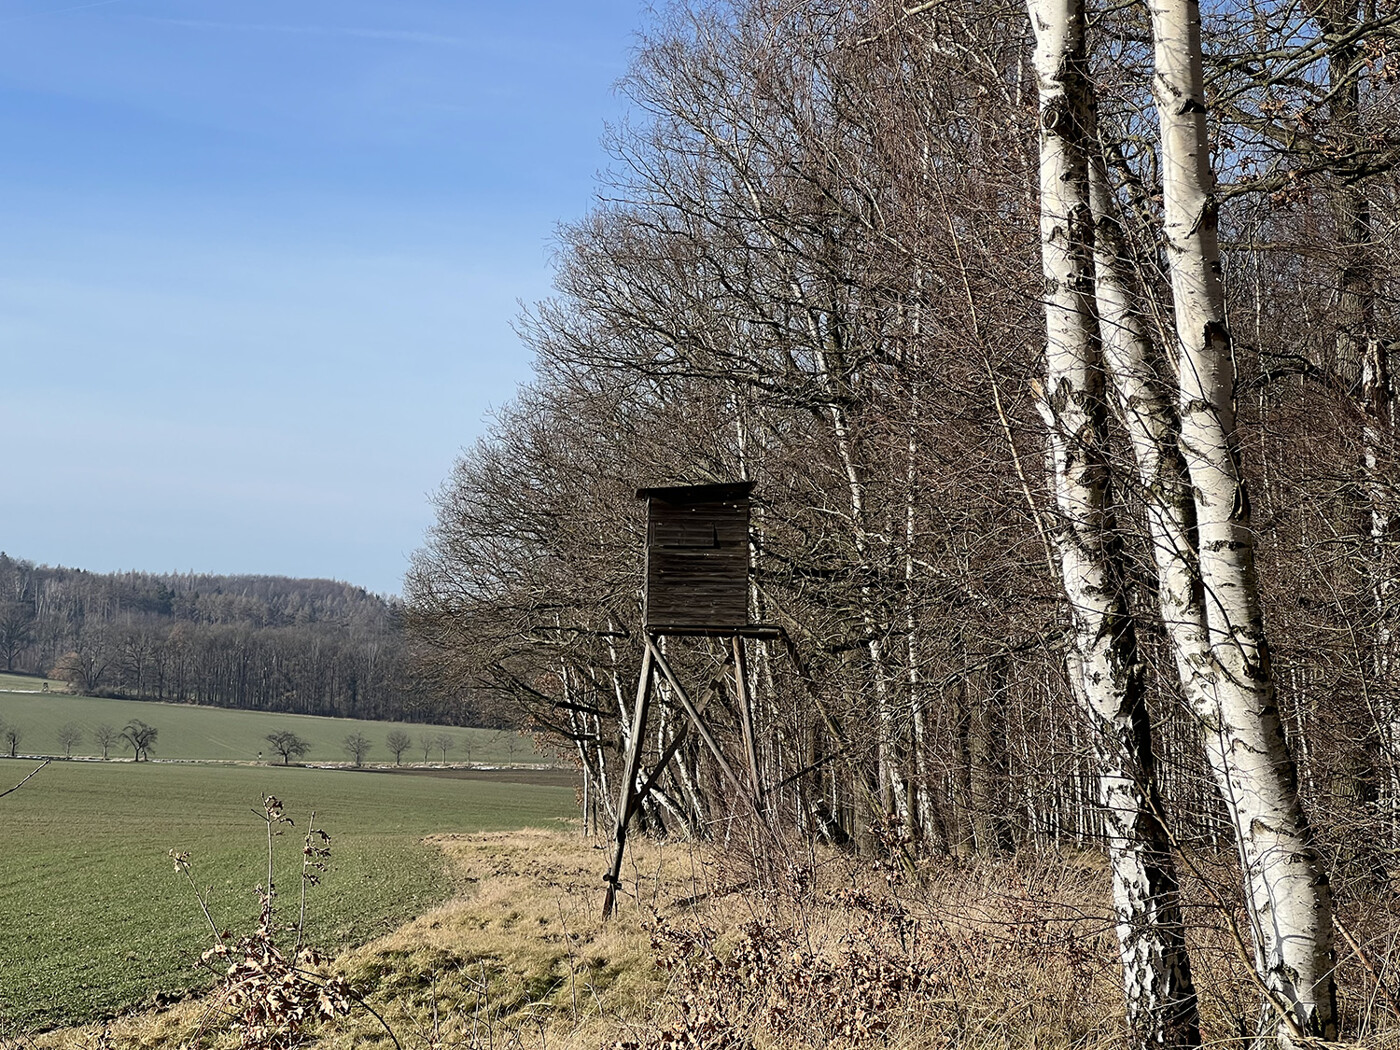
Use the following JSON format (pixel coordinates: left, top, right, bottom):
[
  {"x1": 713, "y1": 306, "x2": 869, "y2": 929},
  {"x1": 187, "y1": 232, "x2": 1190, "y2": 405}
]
[
  {"x1": 602, "y1": 480, "x2": 770, "y2": 918},
  {"x1": 637, "y1": 481, "x2": 754, "y2": 631}
]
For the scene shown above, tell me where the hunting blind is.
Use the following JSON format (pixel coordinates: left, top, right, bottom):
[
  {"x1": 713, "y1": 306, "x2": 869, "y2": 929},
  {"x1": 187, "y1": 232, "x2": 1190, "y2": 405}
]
[
  {"x1": 638, "y1": 481, "x2": 753, "y2": 631},
  {"x1": 601, "y1": 480, "x2": 778, "y2": 918}
]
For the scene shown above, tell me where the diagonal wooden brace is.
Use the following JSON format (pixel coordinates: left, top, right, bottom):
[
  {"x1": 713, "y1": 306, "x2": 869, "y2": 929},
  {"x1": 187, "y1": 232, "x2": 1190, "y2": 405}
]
[{"x1": 645, "y1": 634, "x2": 750, "y2": 798}]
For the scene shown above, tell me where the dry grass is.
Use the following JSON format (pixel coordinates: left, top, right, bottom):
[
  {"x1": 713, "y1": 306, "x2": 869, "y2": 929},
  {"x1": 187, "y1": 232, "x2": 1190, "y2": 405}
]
[
  {"x1": 19, "y1": 828, "x2": 678, "y2": 1050},
  {"x1": 15, "y1": 826, "x2": 1400, "y2": 1050}
]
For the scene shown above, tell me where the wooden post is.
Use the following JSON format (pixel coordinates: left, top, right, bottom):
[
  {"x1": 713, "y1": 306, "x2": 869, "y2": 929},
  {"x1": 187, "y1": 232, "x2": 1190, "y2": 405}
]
[
  {"x1": 603, "y1": 645, "x2": 653, "y2": 918},
  {"x1": 635, "y1": 723, "x2": 690, "y2": 812}
]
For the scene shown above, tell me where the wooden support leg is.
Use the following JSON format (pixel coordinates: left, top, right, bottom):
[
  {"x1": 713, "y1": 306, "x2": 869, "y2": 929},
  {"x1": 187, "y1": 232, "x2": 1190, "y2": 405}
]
[{"x1": 603, "y1": 644, "x2": 653, "y2": 919}]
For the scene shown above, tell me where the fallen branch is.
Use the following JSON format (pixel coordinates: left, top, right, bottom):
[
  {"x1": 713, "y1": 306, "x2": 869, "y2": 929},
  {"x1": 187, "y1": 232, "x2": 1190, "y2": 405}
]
[{"x1": 0, "y1": 759, "x2": 50, "y2": 800}]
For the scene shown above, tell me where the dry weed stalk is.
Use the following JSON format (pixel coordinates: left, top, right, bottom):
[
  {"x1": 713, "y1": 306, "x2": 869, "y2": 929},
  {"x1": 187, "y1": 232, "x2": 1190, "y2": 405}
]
[
  {"x1": 651, "y1": 827, "x2": 1400, "y2": 1050},
  {"x1": 171, "y1": 795, "x2": 383, "y2": 1050}
]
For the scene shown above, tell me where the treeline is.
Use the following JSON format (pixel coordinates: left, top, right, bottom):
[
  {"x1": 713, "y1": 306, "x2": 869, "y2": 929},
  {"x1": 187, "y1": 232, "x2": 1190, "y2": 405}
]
[
  {"x1": 0, "y1": 555, "x2": 472, "y2": 724},
  {"x1": 407, "y1": 0, "x2": 1400, "y2": 1043}
]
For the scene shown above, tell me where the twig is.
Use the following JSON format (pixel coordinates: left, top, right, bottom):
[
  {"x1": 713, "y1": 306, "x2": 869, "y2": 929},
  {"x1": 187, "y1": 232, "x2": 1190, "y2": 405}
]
[
  {"x1": 854, "y1": 0, "x2": 945, "y2": 45},
  {"x1": 296, "y1": 810, "x2": 319, "y2": 954},
  {"x1": 1334, "y1": 913, "x2": 1400, "y2": 1023},
  {"x1": 0, "y1": 759, "x2": 50, "y2": 800},
  {"x1": 171, "y1": 854, "x2": 223, "y2": 941},
  {"x1": 329, "y1": 979, "x2": 403, "y2": 1050},
  {"x1": 270, "y1": 964, "x2": 404, "y2": 1050}
]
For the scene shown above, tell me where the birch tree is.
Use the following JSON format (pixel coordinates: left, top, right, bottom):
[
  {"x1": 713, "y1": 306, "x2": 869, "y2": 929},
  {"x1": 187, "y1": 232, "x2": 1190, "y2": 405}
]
[
  {"x1": 1026, "y1": 2, "x2": 1199, "y2": 1043},
  {"x1": 1148, "y1": 0, "x2": 1338, "y2": 1037}
]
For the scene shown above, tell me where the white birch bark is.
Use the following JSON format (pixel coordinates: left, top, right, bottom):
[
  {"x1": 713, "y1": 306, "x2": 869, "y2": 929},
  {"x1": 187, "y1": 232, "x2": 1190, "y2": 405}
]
[
  {"x1": 1363, "y1": 333, "x2": 1400, "y2": 840},
  {"x1": 1147, "y1": 0, "x2": 1338, "y2": 1037},
  {"x1": 828, "y1": 398, "x2": 909, "y2": 830},
  {"x1": 1027, "y1": 2, "x2": 1200, "y2": 1044},
  {"x1": 906, "y1": 416, "x2": 937, "y2": 841},
  {"x1": 591, "y1": 713, "x2": 617, "y2": 826}
]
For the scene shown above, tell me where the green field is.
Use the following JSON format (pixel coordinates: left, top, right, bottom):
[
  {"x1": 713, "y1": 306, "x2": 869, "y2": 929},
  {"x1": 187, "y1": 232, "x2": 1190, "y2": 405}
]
[
  {"x1": 0, "y1": 760, "x2": 577, "y2": 1031},
  {"x1": 0, "y1": 675, "x2": 543, "y2": 767}
]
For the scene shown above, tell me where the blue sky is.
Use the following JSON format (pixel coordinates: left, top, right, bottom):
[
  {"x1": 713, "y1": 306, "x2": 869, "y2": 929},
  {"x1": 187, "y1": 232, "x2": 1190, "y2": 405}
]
[{"x1": 0, "y1": 0, "x2": 644, "y2": 596}]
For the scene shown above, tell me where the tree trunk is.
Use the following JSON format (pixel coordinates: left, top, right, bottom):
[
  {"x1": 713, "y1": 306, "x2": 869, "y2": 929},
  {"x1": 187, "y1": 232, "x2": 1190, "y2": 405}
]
[
  {"x1": 949, "y1": 666, "x2": 978, "y2": 856},
  {"x1": 1026, "y1": 2, "x2": 1201, "y2": 1043},
  {"x1": 968, "y1": 652, "x2": 1014, "y2": 856},
  {"x1": 1319, "y1": 0, "x2": 1400, "y2": 851},
  {"x1": 1147, "y1": 0, "x2": 1338, "y2": 1037}
]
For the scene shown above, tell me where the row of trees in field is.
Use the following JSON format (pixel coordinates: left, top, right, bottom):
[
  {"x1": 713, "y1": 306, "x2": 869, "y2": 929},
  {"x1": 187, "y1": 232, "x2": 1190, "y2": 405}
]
[
  {"x1": 265, "y1": 727, "x2": 464, "y2": 766},
  {"x1": 0, "y1": 718, "x2": 468, "y2": 766},
  {"x1": 408, "y1": 0, "x2": 1400, "y2": 1044},
  {"x1": 0, "y1": 717, "x2": 157, "y2": 760},
  {"x1": 0, "y1": 555, "x2": 477, "y2": 724}
]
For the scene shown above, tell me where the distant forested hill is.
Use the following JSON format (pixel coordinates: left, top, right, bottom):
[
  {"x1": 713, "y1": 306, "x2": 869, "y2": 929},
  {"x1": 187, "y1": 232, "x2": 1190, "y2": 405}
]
[{"x1": 0, "y1": 553, "x2": 473, "y2": 724}]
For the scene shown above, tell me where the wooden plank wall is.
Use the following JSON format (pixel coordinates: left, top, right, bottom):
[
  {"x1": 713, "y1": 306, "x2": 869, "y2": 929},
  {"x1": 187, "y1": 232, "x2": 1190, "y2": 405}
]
[{"x1": 644, "y1": 497, "x2": 749, "y2": 628}]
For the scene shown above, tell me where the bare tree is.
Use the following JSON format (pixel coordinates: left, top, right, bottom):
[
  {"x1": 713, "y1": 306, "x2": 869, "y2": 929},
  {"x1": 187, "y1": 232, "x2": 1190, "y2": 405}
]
[
  {"x1": 265, "y1": 730, "x2": 311, "y2": 766},
  {"x1": 1025, "y1": 2, "x2": 1200, "y2": 1042},
  {"x1": 93, "y1": 723, "x2": 118, "y2": 760},
  {"x1": 0, "y1": 601, "x2": 34, "y2": 672},
  {"x1": 343, "y1": 732, "x2": 371, "y2": 768},
  {"x1": 120, "y1": 719, "x2": 157, "y2": 762},
  {"x1": 55, "y1": 722, "x2": 82, "y2": 758},
  {"x1": 434, "y1": 733, "x2": 456, "y2": 764},
  {"x1": 1147, "y1": 0, "x2": 1337, "y2": 1036},
  {"x1": 50, "y1": 628, "x2": 110, "y2": 695},
  {"x1": 385, "y1": 730, "x2": 412, "y2": 765},
  {"x1": 1, "y1": 721, "x2": 20, "y2": 758}
]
